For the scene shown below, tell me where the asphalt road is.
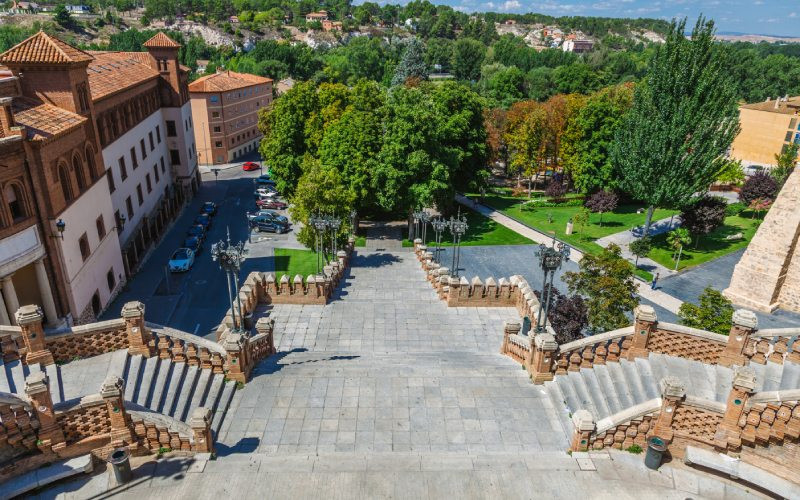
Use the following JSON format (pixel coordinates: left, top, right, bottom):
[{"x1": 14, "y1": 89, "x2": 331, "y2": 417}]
[{"x1": 101, "y1": 166, "x2": 298, "y2": 338}]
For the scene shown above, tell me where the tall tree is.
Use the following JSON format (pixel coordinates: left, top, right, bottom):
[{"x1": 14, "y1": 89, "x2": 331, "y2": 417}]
[
  {"x1": 392, "y1": 37, "x2": 428, "y2": 86},
  {"x1": 612, "y1": 17, "x2": 740, "y2": 235},
  {"x1": 504, "y1": 101, "x2": 547, "y2": 195},
  {"x1": 678, "y1": 287, "x2": 734, "y2": 335},
  {"x1": 451, "y1": 37, "x2": 485, "y2": 82}
]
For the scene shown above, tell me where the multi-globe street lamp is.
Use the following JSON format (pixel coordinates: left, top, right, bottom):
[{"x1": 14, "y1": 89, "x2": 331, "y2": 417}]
[
  {"x1": 211, "y1": 228, "x2": 248, "y2": 333},
  {"x1": 309, "y1": 213, "x2": 329, "y2": 275},
  {"x1": 448, "y1": 212, "x2": 468, "y2": 278},
  {"x1": 431, "y1": 217, "x2": 448, "y2": 264},
  {"x1": 534, "y1": 240, "x2": 571, "y2": 334}
]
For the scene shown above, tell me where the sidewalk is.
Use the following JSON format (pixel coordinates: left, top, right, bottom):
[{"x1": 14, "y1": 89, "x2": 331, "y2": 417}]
[
  {"x1": 455, "y1": 194, "x2": 684, "y2": 314},
  {"x1": 596, "y1": 215, "x2": 680, "y2": 277}
]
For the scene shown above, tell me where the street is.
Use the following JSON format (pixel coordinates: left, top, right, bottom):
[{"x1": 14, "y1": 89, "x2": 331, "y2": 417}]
[{"x1": 101, "y1": 164, "x2": 302, "y2": 339}]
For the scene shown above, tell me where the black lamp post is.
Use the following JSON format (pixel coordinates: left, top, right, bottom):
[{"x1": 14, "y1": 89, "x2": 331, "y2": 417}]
[
  {"x1": 349, "y1": 209, "x2": 357, "y2": 238},
  {"x1": 327, "y1": 215, "x2": 341, "y2": 255},
  {"x1": 448, "y1": 212, "x2": 468, "y2": 277},
  {"x1": 310, "y1": 214, "x2": 328, "y2": 275},
  {"x1": 431, "y1": 217, "x2": 447, "y2": 263},
  {"x1": 211, "y1": 228, "x2": 248, "y2": 333},
  {"x1": 55, "y1": 219, "x2": 66, "y2": 239},
  {"x1": 534, "y1": 240, "x2": 570, "y2": 334}
]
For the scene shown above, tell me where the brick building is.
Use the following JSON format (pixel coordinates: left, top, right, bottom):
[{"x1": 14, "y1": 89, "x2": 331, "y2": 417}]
[
  {"x1": 0, "y1": 31, "x2": 198, "y2": 326},
  {"x1": 189, "y1": 70, "x2": 272, "y2": 165}
]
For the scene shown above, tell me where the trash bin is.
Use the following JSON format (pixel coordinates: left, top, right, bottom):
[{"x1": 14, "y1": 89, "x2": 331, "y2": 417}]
[
  {"x1": 644, "y1": 436, "x2": 667, "y2": 470},
  {"x1": 108, "y1": 447, "x2": 132, "y2": 484}
]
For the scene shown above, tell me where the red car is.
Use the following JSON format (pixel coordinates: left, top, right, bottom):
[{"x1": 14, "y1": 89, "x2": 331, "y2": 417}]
[
  {"x1": 256, "y1": 198, "x2": 287, "y2": 210},
  {"x1": 242, "y1": 161, "x2": 260, "y2": 171}
]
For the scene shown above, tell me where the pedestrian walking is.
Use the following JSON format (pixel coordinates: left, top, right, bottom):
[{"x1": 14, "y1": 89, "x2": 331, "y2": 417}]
[{"x1": 651, "y1": 272, "x2": 659, "y2": 290}]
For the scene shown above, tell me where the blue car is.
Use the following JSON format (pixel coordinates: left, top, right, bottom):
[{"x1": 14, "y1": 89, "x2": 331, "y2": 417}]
[
  {"x1": 168, "y1": 248, "x2": 195, "y2": 273},
  {"x1": 187, "y1": 224, "x2": 206, "y2": 241},
  {"x1": 183, "y1": 236, "x2": 202, "y2": 254},
  {"x1": 201, "y1": 202, "x2": 217, "y2": 216},
  {"x1": 194, "y1": 213, "x2": 212, "y2": 229}
]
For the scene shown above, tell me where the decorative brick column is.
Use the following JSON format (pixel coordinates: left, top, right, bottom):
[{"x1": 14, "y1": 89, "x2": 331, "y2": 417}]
[
  {"x1": 122, "y1": 301, "x2": 154, "y2": 357},
  {"x1": 570, "y1": 409, "x2": 595, "y2": 451},
  {"x1": 713, "y1": 366, "x2": 756, "y2": 452},
  {"x1": 529, "y1": 332, "x2": 558, "y2": 384},
  {"x1": 500, "y1": 321, "x2": 520, "y2": 355},
  {"x1": 221, "y1": 330, "x2": 250, "y2": 384},
  {"x1": 24, "y1": 372, "x2": 65, "y2": 451},
  {"x1": 627, "y1": 305, "x2": 657, "y2": 360},
  {"x1": 652, "y1": 376, "x2": 686, "y2": 445},
  {"x1": 190, "y1": 407, "x2": 214, "y2": 453},
  {"x1": 15, "y1": 305, "x2": 54, "y2": 366},
  {"x1": 255, "y1": 317, "x2": 276, "y2": 355},
  {"x1": 100, "y1": 375, "x2": 135, "y2": 449},
  {"x1": 719, "y1": 309, "x2": 758, "y2": 368}
]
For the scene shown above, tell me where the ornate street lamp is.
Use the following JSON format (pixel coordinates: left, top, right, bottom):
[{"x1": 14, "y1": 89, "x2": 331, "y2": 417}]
[
  {"x1": 327, "y1": 215, "x2": 342, "y2": 255},
  {"x1": 419, "y1": 210, "x2": 430, "y2": 244},
  {"x1": 349, "y1": 209, "x2": 357, "y2": 237},
  {"x1": 534, "y1": 240, "x2": 571, "y2": 334},
  {"x1": 55, "y1": 219, "x2": 66, "y2": 240},
  {"x1": 448, "y1": 212, "x2": 468, "y2": 278},
  {"x1": 309, "y1": 213, "x2": 329, "y2": 275},
  {"x1": 431, "y1": 217, "x2": 448, "y2": 264},
  {"x1": 211, "y1": 228, "x2": 248, "y2": 333}
]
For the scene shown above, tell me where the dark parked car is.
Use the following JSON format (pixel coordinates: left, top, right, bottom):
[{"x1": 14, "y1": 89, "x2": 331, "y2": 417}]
[
  {"x1": 201, "y1": 201, "x2": 217, "y2": 216},
  {"x1": 184, "y1": 235, "x2": 203, "y2": 254},
  {"x1": 255, "y1": 176, "x2": 276, "y2": 188},
  {"x1": 247, "y1": 210, "x2": 289, "y2": 225},
  {"x1": 187, "y1": 224, "x2": 206, "y2": 240},
  {"x1": 256, "y1": 198, "x2": 287, "y2": 210},
  {"x1": 194, "y1": 213, "x2": 212, "y2": 229},
  {"x1": 248, "y1": 215, "x2": 288, "y2": 233}
]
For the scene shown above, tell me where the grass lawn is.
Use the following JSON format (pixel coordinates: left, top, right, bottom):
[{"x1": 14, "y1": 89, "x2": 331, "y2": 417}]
[
  {"x1": 402, "y1": 205, "x2": 534, "y2": 247},
  {"x1": 647, "y1": 214, "x2": 762, "y2": 271},
  {"x1": 273, "y1": 248, "x2": 320, "y2": 279}
]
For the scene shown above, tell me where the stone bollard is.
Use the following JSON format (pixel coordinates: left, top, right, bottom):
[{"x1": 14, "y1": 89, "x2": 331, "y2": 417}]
[
  {"x1": 652, "y1": 376, "x2": 686, "y2": 445},
  {"x1": 100, "y1": 375, "x2": 135, "y2": 450},
  {"x1": 719, "y1": 309, "x2": 758, "y2": 367},
  {"x1": 190, "y1": 407, "x2": 215, "y2": 454},
  {"x1": 122, "y1": 301, "x2": 154, "y2": 357},
  {"x1": 570, "y1": 410, "x2": 595, "y2": 452},
  {"x1": 25, "y1": 372, "x2": 65, "y2": 451},
  {"x1": 714, "y1": 366, "x2": 756, "y2": 452},
  {"x1": 628, "y1": 305, "x2": 657, "y2": 360},
  {"x1": 15, "y1": 305, "x2": 54, "y2": 366},
  {"x1": 221, "y1": 330, "x2": 249, "y2": 384},
  {"x1": 529, "y1": 332, "x2": 558, "y2": 384}
]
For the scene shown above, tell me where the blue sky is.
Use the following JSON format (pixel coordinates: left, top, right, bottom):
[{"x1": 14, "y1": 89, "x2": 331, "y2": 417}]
[{"x1": 427, "y1": 0, "x2": 800, "y2": 37}]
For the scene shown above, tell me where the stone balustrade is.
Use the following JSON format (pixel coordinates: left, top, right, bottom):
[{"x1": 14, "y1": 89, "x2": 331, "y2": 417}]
[
  {"x1": 0, "y1": 392, "x2": 38, "y2": 455},
  {"x1": 148, "y1": 323, "x2": 226, "y2": 373},
  {"x1": 0, "y1": 326, "x2": 23, "y2": 362},
  {"x1": 45, "y1": 318, "x2": 128, "y2": 363},
  {"x1": 249, "y1": 317, "x2": 276, "y2": 365},
  {"x1": 745, "y1": 328, "x2": 800, "y2": 365},
  {"x1": 554, "y1": 326, "x2": 635, "y2": 374}
]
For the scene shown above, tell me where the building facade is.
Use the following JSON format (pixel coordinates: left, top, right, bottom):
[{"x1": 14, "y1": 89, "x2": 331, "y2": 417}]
[
  {"x1": 730, "y1": 96, "x2": 800, "y2": 169},
  {"x1": 189, "y1": 71, "x2": 273, "y2": 165},
  {"x1": 0, "y1": 31, "x2": 198, "y2": 326}
]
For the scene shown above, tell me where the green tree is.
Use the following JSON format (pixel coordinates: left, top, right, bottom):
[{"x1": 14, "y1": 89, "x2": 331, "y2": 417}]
[
  {"x1": 613, "y1": 17, "x2": 740, "y2": 236},
  {"x1": 678, "y1": 287, "x2": 735, "y2": 334},
  {"x1": 552, "y1": 62, "x2": 601, "y2": 94},
  {"x1": 564, "y1": 243, "x2": 639, "y2": 332},
  {"x1": 425, "y1": 37, "x2": 452, "y2": 72},
  {"x1": 451, "y1": 37, "x2": 485, "y2": 82},
  {"x1": 54, "y1": 4, "x2": 73, "y2": 27},
  {"x1": 504, "y1": 101, "x2": 547, "y2": 195},
  {"x1": 666, "y1": 227, "x2": 691, "y2": 270},
  {"x1": 771, "y1": 143, "x2": 799, "y2": 187},
  {"x1": 716, "y1": 158, "x2": 745, "y2": 186},
  {"x1": 628, "y1": 237, "x2": 652, "y2": 268},
  {"x1": 392, "y1": 38, "x2": 427, "y2": 86}
]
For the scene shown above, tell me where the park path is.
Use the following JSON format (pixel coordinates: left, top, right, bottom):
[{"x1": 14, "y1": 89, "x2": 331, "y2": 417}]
[
  {"x1": 596, "y1": 215, "x2": 680, "y2": 277},
  {"x1": 455, "y1": 194, "x2": 684, "y2": 314}
]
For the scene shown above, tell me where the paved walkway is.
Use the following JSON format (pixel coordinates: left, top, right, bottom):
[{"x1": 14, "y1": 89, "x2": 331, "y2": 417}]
[
  {"x1": 455, "y1": 195, "x2": 683, "y2": 314},
  {"x1": 596, "y1": 216, "x2": 680, "y2": 277}
]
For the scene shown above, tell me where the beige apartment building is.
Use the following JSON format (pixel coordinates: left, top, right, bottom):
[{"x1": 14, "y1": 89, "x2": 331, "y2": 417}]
[
  {"x1": 730, "y1": 96, "x2": 800, "y2": 169},
  {"x1": 189, "y1": 71, "x2": 273, "y2": 165}
]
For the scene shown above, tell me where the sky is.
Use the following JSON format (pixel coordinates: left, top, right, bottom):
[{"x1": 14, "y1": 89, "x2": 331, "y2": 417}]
[{"x1": 425, "y1": 0, "x2": 800, "y2": 37}]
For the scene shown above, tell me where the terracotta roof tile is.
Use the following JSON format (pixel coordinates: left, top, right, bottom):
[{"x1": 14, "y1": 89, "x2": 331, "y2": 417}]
[
  {"x1": 86, "y1": 51, "x2": 159, "y2": 101},
  {"x1": 188, "y1": 70, "x2": 272, "y2": 93},
  {"x1": 12, "y1": 97, "x2": 86, "y2": 141},
  {"x1": 0, "y1": 31, "x2": 93, "y2": 65},
  {"x1": 143, "y1": 32, "x2": 181, "y2": 48}
]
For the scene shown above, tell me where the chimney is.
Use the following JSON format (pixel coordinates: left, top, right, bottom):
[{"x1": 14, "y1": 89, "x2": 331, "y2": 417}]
[{"x1": 775, "y1": 98, "x2": 780, "y2": 109}]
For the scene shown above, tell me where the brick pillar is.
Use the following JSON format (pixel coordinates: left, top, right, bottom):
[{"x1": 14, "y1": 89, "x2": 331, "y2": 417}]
[
  {"x1": 100, "y1": 375, "x2": 135, "y2": 449},
  {"x1": 500, "y1": 321, "x2": 520, "y2": 355},
  {"x1": 122, "y1": 301, "x2": 154, "y2": 357},
  {"x1": 255, "y1": 317, "x2": 276, "y2": 355},
  {"x1": 713, "y1": 366, "x2": 756, "y2": 452},
  {"x1": 719, "y1": 309, "x2": 758, "y2": 368},
  {"x1": 15, "y1": 305, "x2": 54, "y2": 366},
  {"x1": 221, "y1": 330, "x2": 249, "y2": 384},
  {"x1": 651, "y1": 376, "x2": 686, "y2": 445},
  {"x1": 24, "y1": 372, "x2": 65, "y2": 451},
  {"x1": 446, "y1": 277, "x2": 461, "y2": 306},
  {"x1": 627, "y1": 305, "x2": 657, "y2": 360},
  {"x1": 570, "y1": 409, "x2": 595, "y2": 451},
  {"x1": 189, "y1": 407, "x2": 214, "y2": 454},
  {"x1": 529, "y1": 332, "x2": 558, "y2": 384}
]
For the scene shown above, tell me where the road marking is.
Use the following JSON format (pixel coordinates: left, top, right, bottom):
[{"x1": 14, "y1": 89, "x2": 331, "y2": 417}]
[{"x1": 193, "y1": 323, "x2": 200, "y2": 335}]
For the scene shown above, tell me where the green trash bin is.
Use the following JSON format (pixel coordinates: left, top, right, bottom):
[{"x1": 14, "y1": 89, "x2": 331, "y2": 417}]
[
  {"x1": 108, "y1": 447, "x2": 132, "y2": 484},
  {"x1": 644, "y1": 436, "x2": 667, "y2": 470}
]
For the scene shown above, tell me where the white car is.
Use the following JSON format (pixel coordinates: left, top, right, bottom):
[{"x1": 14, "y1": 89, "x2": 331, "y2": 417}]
[
  {"x1": 168, "y1": 248, "x2": 195, "y2": 273},
  {"x1": 255, "y1": 188, "x2": 278, "y2": 198}
]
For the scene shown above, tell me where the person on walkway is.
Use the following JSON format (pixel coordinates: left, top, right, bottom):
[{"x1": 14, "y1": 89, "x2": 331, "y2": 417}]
[{"x1": 651, "y1": 272, "x2": 659, "y2": 290}]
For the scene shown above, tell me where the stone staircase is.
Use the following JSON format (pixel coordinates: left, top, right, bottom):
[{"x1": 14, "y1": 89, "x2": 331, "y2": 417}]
[
  {"x1": 0, "y1": 351, "x2": 237, "y2": 437},
  {"x1": 544, "y1": 353, "x2": 800, "y2": 438}
]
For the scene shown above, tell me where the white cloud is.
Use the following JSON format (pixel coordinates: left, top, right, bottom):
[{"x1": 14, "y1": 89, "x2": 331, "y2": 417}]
[
  {"x1": 790, "y1": 12, "x2": 798, "y2": 18},
  {"x1": 500, "y1": 0, "x2": 521, "y2": 10}
]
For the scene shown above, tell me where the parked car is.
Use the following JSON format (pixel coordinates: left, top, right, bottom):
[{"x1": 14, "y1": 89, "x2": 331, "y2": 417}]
[
  {"x1": 255, "y1": 198, "x2": 287, "y2": 210},
  {"x1": 254, "y1": 188, "x2": 278, "y2": 199},
  {"x1": 248, "y1": 215, "x2": 288, "y2": 233},
  {"x1": 242, "y1": 161, "x2": 260, "y2": 171},
  {"x1": 186, "y1": 224, "x2": 206, "y2": 240},
  {"x1": 255, "y1": 175, "x2": 275, "y2": 187},
  {"x1": 183, "y1": 235, "x2": 203, "y2": 254},
  {"x1": 168, "y1": 248, "x2": 195, "y2": 272},
  {"x1": 248, "y1": 210, "x2": 290, "y2": 225},
  {"x1": 201, "y1": 201, "x2": 217, "y2": 216},
  {"x1": 194, "y1": 213, "x2": 212, "y2": 229}
]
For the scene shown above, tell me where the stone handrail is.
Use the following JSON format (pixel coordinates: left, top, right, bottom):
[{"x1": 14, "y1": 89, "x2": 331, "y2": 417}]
[
  {"x1": 595, "y1": 398, "x2": 662, "y2": 435},
  {"x1": 747, "y1": 389, "x2": 800, "y2": 405},
  {"x1": 249, "y1": 330, "x2": 275, "y2": 365},
  {"x1": 0, "y1": 326, "x2": 23, "y2": 361},
  {"x1": 505, "y1": 333, "x2": 530, "y2": 364},
  {"x1": 147, "y1": 323, "x2": 226, "y2": 356},
  {"x1": 147, "y1": 323, "x2": 226, "y2": 374},
  {"x1": 745, "y1": 328, "x2": 800, "y2": 365},
  {"x1": 0, "y1": 391, "x2": 39, "y2": 455},
  {"x1": 0, "y1": 392, "x2": 31, "y2": 408},
  {"x1": 656, "y1": 322, "x2": 729, "y2": 343},
  {"x1": 555, "y1": 326, "x2": 634, "y2": 374}
]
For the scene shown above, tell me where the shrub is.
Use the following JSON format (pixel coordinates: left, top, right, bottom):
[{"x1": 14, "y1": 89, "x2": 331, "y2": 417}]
[
  {"x1": 584, "y1": 190, "x2": 619, "y2": 226},
  {"x1": 625, "y1": 444, "x2": 643, "y2": 454},
  {"x1": 739, "y1": 172, "x2": 778, "y2": 205},
  {"x1": 679, "y1": 196, "x2": 727, "y2": 244},
  {"x1": 725, "y1": 202, "x2": 746, "y2": 217},
  {"x1": 545, "y1": 180, "x2": 567, "y2": 200},
  {"x1": 678, "y1": 287, "x2": 734, "y2": 334}
]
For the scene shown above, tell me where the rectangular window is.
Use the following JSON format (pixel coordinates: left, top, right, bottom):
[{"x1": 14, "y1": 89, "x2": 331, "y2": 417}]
[
  {"x1": 106, "y1": 268, "x2": 116, "y2": 292},
  {"x1": 210, "y1": 95, "x2": 218, "y2": 103},
  {"x1": 106, "y1": 169, "x2": 116, "y2": 193},
  {"x1": 786, "y1": 131, "x2": 793, "y2": 142},
  {"x1": 170, "y1": 149, "x2": 181, "y2": 165},
  {"x1": 154, "y1": 165, "x2": 160, "y2": 183},
  {"x1": 213, "y1": 126, "x2": 221, "y2": 133},
  {"x1": 149, "y1": 131, "x2": 155, "y2": 151},
  {"x1": 126, "y1": 196, "x2": 134, "y2": 219},
  {"x1": 160, "y1": 157, "x2": 165, "y2": 174},
  {"x1": 215, "y1": 141, "x2": 223, "y2": 148},
  {"x1": 136, "y1": 184, "x2": 144, "y2": 206},
  {"x1": 185, "y1": 120, "x2": 189, "y2": 132},
  {"x1": 118, "y1": 157, "x2": 128, "y2": 181},
  {"x1": 790, "y1": 118, "x2": 797, "y2": 130},
  {"x1": 166, "y1": 120, "x2": 177, "y2": 137},
  {"x1": 146, "y1": 174, "x2": 152, "y2": 193},
  {"x1": 140, "y1": 139, "x2": 147, "y2": 159},
  {"x1": 156, "y1": 125, "x2": 161, "y2": 143},
  {"x1": 130, "y1": 147, "x2": 138, "y2": 169},
  {"x1": 115, "y1": 210, "x2": 122, "y2": 229},
  {"x1": 212, "y1": 111, "x2": 220, "y2": 118},
  {"x1": 78, "y1": 233, "x2": 90, "y2": 261},
  {"x1": 96, "y1": 215, "x2": 106, "y2": 240}
]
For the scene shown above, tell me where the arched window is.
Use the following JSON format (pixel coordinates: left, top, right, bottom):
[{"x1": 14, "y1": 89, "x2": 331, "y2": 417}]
[
  {"x1": 5, "y1": 183, "x2": 26, "y2": 221},
  {"x1": 73, "y1": 154, "x2": 86, "y2": 192},
  {"x1": 59, "y1": 163, "x2": 73, "y2": 203},
  {"x1": 85, "y1": 145, "x2": 97, "y2": 180}
]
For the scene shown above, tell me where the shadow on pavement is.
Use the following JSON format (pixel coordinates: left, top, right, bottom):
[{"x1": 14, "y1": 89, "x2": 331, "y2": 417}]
[{"x1": 354, "y1": 252, "x2": 402, "y2": 268}]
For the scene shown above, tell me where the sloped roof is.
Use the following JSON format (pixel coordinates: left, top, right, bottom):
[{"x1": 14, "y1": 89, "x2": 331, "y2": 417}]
[
  {"x1": 12, "y1": 97, "x2": 86, "y2": 141},
  {"x1": 188, "y1": 70, "x2": 272, "y2": 93},
  {"x1": 0, "y1": 31, "x2": 93, "y2": 65},
  {"x1": 86, "y1": 51, "x2": 160, "y2": 101},
  {"x1": 741, "y1": 97, "x2": 800, "y2": 115},
  {"x1": 143, "y1": 32, "x2": 181, "y2": 49}
]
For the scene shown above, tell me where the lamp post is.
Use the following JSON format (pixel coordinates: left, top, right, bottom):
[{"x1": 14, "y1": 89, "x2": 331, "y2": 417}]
[
  {"x1": 55, "y1": 219, "x2": 66, "y2": 240},
  {"x1": 349, "y1": 209, "x2": 357, "y2": 238},
  {"x1": 328, "y1": 215, "x2": 341, "y2": 255},
  {"x1": 309, "y1": 214, "x2": 328, "y2": 275},
  {"x1": 534, "y1": 240, "x2": 570, "y2": 334},
  {"x1": 448, "y1": 212, "x2": 468, "y2": 278},
  {"x1": 211, "y1": 228, "x2": 248, "y2": 332},
  {"x1": 431, "y1": 217, "x2": 447, "y2": 264},
  {"x1": 419, "y1": 210, "x2": 430, "y2": 244}
]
